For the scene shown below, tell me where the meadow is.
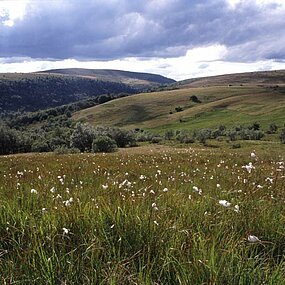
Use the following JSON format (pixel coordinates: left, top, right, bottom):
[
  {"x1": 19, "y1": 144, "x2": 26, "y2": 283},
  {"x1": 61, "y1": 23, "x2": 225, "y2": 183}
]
[
  {"x1": 73, "y1": 85, "x2": 285, "y2": 133},
  {"x1": 0, "y1": 144, "x2": 285, "y2": 284}
]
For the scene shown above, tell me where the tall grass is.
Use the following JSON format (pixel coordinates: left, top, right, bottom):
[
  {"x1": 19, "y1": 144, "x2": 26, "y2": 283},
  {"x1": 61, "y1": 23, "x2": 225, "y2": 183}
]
[{"x1": 0, "y1": 147, "x2": 284, "y2": 284}]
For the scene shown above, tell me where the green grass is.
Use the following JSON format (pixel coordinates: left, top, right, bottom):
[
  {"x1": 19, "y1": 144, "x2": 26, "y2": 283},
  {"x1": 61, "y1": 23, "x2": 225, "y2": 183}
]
[
  {"x1": 0, "y1": 145, "x2": 285, "y2": 284},
  {"x1": 73, "y1": 85, "x2": 285, "y2": 133}
]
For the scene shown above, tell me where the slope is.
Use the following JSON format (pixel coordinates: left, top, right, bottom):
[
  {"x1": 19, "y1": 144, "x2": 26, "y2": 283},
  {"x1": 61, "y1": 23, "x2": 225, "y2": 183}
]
[
  {"x1": 39, "y1": 68, "x2": 176, "y2": 89},
  {"x1": 73, "y1": 70, "x2": 285, "y2": 132},
  {"x1": 0, "y1": 72, "x2": 136, "y2": 113}
]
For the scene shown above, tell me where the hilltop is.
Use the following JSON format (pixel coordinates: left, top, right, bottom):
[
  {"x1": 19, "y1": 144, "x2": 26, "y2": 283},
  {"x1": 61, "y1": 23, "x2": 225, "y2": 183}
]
[
  {"x1": 73, "y1": 70, "x2": 285, "y2": 131},
  {"x1": 177, "y1": 70, "x2": 285, "y2": 87},
  {"x1": 39, "y1": 68, "x2": 176, "y2": 89},
  {"x1": 0, "y1": 69, "x2": 175, "y2": 113}
]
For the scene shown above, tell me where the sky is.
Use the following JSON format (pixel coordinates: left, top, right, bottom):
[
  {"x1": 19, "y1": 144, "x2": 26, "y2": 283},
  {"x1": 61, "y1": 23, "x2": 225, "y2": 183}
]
[{"x1": 0, "y1": 0, "x2": 285, "y2": 80}]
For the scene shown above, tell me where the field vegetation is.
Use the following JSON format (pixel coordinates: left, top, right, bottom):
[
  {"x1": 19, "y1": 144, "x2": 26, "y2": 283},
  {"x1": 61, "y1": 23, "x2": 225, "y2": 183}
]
[
  {"x1": 0, "y1": 145, "x2": 284, "y2": 284},
  {"x1": 74, "y1": 85, "x2": 285, "y2": 132}
]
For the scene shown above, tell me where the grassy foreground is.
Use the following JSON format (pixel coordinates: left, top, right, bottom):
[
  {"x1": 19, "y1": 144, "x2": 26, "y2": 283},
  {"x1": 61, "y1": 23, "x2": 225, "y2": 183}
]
[{"x1": 0, "y1": 146, "x2": 285, "y2": 284}]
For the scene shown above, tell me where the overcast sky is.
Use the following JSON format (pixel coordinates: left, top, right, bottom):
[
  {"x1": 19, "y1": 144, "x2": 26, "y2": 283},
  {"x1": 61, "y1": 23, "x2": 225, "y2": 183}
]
[{"x1": 0, "y1": 0, "x2": 285, "y2": 80}]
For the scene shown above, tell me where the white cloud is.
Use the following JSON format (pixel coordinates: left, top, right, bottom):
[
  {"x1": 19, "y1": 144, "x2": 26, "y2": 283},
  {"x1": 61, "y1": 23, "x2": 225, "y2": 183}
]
[
  {"x1": 0, "y1": 0, "x2": 29, "y2": 26},
  {"x1": 1, "y1": 44, "x2": 285, "y2": 81}
]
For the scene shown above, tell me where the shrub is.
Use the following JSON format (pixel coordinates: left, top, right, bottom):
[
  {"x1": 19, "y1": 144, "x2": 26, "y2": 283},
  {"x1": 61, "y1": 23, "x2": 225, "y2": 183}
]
[
  {"x1": 54, "y1": 146, "x2": 80, "y2": 155},
  {"x1": 92, "y1": 136, "x2": 117, "y2": 153},
  {"x1": 70, "y1": 123, "x2": 96, "y2": 152},
  {"x1": 175, "y1": 106, "x2": 183, "y2": 112},
  {"x1": 231, "y1": 143, "x2": 241, "y2": 149},
  {"x1": 164, "y1": 130, "x2": 174, "y2": 140},
  {"x1": 190, "y1": 95, "x2": 201, "y2": 103},
  {"x1": 108, "y1": 128, "x2": 136, "y2": 148},
  {"x1": 268, "y1": 123, "x2": 278, "y2": 134},
  {"x1": 151, "y1": 136, "x2": 163, "y2": 144},
  {"x1": 280, "y1": 128, "x2": 285, "y2": 144}
]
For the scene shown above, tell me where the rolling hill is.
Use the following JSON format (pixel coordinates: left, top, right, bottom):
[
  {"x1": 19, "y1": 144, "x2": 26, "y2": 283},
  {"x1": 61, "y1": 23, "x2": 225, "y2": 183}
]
[
  {"x1": 0, "y1": 69, "x2": 175, "y2": 113},
  {"x1": 73, "y1": 70, "x2": 285, "y2": 132},
  {"x1": 39, "y1": 68, "x2": 176, "y2": 89}
]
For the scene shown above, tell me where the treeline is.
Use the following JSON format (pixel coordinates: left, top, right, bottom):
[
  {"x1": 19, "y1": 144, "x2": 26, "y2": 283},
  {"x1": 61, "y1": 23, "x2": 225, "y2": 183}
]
[
  {"x1": 0, "y1": 75, "x2": 136, "y2": 113},
  {"x1": 0, "y1": 120, "x2": 137, "y2": 155},
  {"x1": 2, "y1": 93, "x2": 128, "y2": 128},
  {"x1": 161, "y1": 122, "x2": 285, "y2": 146}
]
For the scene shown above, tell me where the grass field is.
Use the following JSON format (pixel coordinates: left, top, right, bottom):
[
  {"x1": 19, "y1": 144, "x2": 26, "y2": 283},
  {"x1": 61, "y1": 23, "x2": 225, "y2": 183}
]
[
  {"x1": 73, "y1": 85, "x2": 285, "y2": 133},
  {"x1": 1, "y1": 143, "x2": 285, "y2": 284}
]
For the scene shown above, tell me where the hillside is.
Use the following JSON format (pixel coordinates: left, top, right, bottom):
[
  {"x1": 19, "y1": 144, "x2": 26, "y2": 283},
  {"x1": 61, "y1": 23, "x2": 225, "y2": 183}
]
[
  {"x1": 73, "y1": 70, "x2": 285, "y2": 132},
  {"x1": 39, "y1": 68, "x2": 176, "y2": 89},
  {"x1": 0, "y1": 72, "x2": 137, "y2": 113},
  {"x1": 177, "y1": 70, "x2": 285, "y2": 87}
]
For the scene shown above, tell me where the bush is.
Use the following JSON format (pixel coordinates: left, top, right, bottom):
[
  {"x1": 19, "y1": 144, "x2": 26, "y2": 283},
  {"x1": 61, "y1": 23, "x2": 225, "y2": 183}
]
[
  {"x1": 175, "y1": 106, "x2": 183, "y2": 112},
  {"x1": 190, "y1": 95, "x2": 201, "y2": 103},
  {"x1": 280, "y1": 128, "x2": 285, "y2": 144},
  {"x1": 164, "y1": 130, "x2": 174, "y2": 140},
  {"x1": 231, "y1": 143, "x2": 241, "y2": 149},
  {"x1": 151, "y1": 136, "x2": 163, "y2": 144},
  {"x1": 108, "y1": 128, "x2": 136, "y2": 148},
  {"x1": 54, "y1": 146, "x2": 80, "y2": 155},
  {"x1": 268, "y1": 123, "x2": 278, "y2": 134},
  {"x1": 92, "y1": 136, "x2": 117, "y2": 153},
  {"x1": 70, "y1": 123, "x2": 96, "y2": 152}
]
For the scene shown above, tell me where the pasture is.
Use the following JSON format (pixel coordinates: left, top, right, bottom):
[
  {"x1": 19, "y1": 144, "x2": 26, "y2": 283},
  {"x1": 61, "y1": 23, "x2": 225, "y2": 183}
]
[{"x1": 0, "y1": 144, "x2": 284, "y2": 284}]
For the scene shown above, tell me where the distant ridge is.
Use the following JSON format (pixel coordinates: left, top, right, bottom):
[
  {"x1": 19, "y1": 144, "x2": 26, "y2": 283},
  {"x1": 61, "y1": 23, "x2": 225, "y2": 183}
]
[
  {"x1": 39, "y1": 68, "x2": 176, "y2": 88},
  {"x1": 177, "y1": 70, "x2": 285, "y2": 87}
]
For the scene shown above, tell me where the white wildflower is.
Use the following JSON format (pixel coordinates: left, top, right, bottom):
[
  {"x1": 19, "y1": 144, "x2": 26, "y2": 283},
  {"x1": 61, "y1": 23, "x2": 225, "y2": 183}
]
[
  {"x1": 219, "y1": 200, "x2": 231, "y2": 207},
  {"x1": 247, "y1": 235, "x2": 261, "y2": 243},
  {"x1": 250, "y1": 152, "x2": 256, "y2": 158},
  {"x1": 152, "y1": 202, "x2": 159, "y2": 211},
  {"x1": 234, "y1": 205, "x2": 240, "y2": 213},
  {"x1": 31, "y1": 189, "x2": 38, "y2": 194},
  {"x1": 193, "y1": 186, "x2": 202, "y2": 195},
  {"x1": 242, "y1": 162, "x2": 255, "y2": 174},
  {"x1": 62, "y1": 227, "x2": 70, "y2": 235}
]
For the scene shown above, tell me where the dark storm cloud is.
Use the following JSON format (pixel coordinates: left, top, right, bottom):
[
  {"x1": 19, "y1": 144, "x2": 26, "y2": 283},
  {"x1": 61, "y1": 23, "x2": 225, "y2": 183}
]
[{"x1": 0, "y1": 0, "x2": 284, "y2": 62}]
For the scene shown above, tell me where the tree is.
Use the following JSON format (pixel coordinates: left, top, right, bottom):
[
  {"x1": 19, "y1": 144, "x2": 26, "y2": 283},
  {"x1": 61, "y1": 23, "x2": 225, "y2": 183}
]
[{"x1": 92, "y1": 136, "x2": 117, "y2": 153}]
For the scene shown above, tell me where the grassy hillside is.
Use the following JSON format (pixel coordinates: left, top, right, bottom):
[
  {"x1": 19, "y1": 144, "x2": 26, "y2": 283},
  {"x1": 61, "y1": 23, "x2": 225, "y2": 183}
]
[
  {"x1": 73, "y1": 84, "x2": 285, "y2": 132},
  {"x1": 39, "y1": 68, "x2": 176, "y2": 89},
  {"x1": 177, "y1": 69, "x2": 285, "y2": 87}
]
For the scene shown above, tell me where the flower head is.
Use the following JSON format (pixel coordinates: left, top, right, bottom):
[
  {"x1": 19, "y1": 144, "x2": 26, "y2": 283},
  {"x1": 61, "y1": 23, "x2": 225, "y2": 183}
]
[{"x1": 219, "y1": 200, "x2": 231, "y2": 207}]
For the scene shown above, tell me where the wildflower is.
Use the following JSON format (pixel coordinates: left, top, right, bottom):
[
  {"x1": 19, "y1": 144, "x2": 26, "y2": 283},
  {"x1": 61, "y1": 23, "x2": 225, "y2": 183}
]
[
  {"x1": 31, "y1": 189, "x2": 38, "y2": 194},
  {"x1": 247, "y1": 235, "x2": 261, "y2": 243},
  {"x1": 219, "y1": 200, "x2": 231, "y2": 207},
  {"x1": 216, "y1": 184, "x2": 221, "y2": 188},
  {"x1": 234, "y1": 205, "x2": 240, "y2": 213},
  {"x1": 154, "y1": 220, "x2": 159, "y2": 226},
  {"x1": 193, "y1": 186, "x2": 202, "y2": 195},
  {"x1": 102, "y1": 184, "x2": 108, "y2": 190},
  {"x1": 50, "y1": 187, "x2": 56, "y2": 193},
  {"x1": 152, "y1": 202, "x2": 159, "y2": 211},
  {"x1": 242, "y1": 162, "x2": 255, "y2": 174},
  {"x1": 62, "y1": 228, "x2": 70, "y2": 235},
  {"x1": 163, "y1": 187, "x2": 168, "y2": 192},
  {"x1": 250, "y1": 152, "x2": 256, "y2": 158}
]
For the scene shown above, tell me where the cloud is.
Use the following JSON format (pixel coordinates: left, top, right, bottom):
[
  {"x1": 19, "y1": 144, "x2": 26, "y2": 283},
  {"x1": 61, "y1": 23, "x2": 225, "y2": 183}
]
[{"x1": 0, "y1": 0, "x2": 284, "y2": 63}]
